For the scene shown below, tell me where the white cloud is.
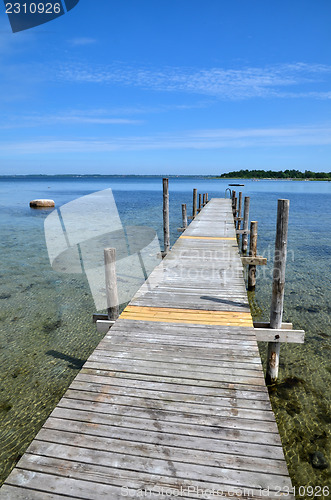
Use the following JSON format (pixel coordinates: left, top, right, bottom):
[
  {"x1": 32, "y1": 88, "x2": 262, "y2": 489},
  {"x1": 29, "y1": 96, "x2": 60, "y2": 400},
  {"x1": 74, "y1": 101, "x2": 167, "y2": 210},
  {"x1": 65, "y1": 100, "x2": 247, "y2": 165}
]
[
  {"x1": 1, "y1": 125, "x2": 331, "y2": 154},
  {"x1": 57, "y1": 62, "x2": 331, "y2": 100}
]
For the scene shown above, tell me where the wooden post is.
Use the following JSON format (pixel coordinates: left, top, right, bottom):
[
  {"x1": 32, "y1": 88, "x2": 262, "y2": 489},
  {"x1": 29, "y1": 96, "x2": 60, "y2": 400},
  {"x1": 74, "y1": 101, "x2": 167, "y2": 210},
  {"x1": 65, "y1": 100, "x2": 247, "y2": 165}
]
[
  {"x1": 237, "y1": 192, "x2": 242, "y2": 230},
  {"x1": 233, "y1": 197, "x2": 237, "y2": 218},
  {"x1": 242, "y1": 196, "x2": 250, "y2": 253},
  {"x1": 266, "y1": 199, "x2": 290, "y2": 385},
  {"x1": 182, "y1": 203, "x2": 187, "y2": 229},
  {"x1": 192, "y1": 189, "x2": 197, "y2": 218},
  {"x1": 231, "y1": 190, "x2": 237, "y2": 218},
  {"x1": 248, "y1": 221, "x2": 258, "y2": 290},
  {"x1": 206, "y1": 193, "x2": 209, "y2": 203},
  {"x1": 198, "y1": 193, "x2": 202, "y2": 212},
  {"x1": 231, "y1": 190, "x2": 236, "y2": 212},
  {"x1": 203, "y1": 193, "x2": 206, "y2": 207},
  {"x1": 163, "y1": 178, "x2": 170, "y2": 255},
  {"x1": 104, "y1": 248, "x2": 119, "y2": 321}
]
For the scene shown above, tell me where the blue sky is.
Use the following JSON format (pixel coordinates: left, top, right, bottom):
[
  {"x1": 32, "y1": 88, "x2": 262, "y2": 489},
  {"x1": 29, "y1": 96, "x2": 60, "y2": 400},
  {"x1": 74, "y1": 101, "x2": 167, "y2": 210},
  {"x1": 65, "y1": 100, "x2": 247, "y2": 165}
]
[{"x1": 0, "y1": 0, "x2": 331, "y2": 175}]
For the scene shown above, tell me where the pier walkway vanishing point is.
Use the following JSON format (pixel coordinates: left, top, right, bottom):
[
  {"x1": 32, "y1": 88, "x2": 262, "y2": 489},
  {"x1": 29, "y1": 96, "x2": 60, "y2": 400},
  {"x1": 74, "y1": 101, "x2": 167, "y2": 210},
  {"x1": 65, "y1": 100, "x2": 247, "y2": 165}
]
[{"x1": 1, "y1": 198, "x2": 294, "y2": 499}]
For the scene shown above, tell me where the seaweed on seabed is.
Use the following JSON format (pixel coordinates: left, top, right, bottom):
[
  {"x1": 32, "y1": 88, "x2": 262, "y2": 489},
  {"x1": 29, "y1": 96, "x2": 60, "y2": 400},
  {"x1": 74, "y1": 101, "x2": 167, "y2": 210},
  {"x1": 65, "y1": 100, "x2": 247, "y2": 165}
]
[
  {"x1": 268, "y1": 375, "x2": 305, "y2": 396},
  {"x1": 0, "y1": 400, "x2": 12, "y2": 413}
]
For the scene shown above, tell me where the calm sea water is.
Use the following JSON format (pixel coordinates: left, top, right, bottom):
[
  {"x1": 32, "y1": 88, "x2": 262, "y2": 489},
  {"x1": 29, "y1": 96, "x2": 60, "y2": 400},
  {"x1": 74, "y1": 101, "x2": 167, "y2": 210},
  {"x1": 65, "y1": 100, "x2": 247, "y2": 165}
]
[{"x1": 0, "y1": 176, "x2": 330, "y2": 494}]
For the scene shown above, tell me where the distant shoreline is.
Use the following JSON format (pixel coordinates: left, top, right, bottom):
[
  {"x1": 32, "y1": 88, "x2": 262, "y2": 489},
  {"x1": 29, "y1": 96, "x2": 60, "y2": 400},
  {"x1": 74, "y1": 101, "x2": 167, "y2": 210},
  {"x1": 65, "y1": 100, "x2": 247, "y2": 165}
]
[
  {"x1": 0, "y1": 174, "x2": 330, "y2": 181},
  {"x1": 214, "y1": 177, "x2": 331, "y2": 181},
  {"x1": 218, "y1": 169, "x2": 331, "y2": 181}
]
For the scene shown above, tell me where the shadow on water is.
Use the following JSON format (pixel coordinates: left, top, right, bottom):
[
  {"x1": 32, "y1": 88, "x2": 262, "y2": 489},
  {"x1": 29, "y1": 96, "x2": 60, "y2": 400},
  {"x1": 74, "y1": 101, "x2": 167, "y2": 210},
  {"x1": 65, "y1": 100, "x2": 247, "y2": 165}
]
[{"x1": 45, "y1": 350, "x2": 85, "y2": 370}]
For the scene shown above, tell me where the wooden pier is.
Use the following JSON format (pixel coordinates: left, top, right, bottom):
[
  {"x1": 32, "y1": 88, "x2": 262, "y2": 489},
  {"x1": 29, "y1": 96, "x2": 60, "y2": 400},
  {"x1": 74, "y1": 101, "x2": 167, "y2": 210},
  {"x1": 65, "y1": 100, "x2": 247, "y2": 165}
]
[{"x1": 1, "y1": 198, "x2": 293, "y2": 499}]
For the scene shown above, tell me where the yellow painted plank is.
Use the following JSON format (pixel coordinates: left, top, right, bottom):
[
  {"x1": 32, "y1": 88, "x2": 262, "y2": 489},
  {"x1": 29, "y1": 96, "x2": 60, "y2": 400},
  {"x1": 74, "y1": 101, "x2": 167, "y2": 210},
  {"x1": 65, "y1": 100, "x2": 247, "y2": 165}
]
[
  {"x1": 120, "y1": 314, "x2": 253, "y2": 326},
  {"x1": 121, "y1": 305, "x2": 253, "y2": 327},
  {"x1": 179, "y1": 235, "x2": 237, "y2": 240},
  {"x1": 124, "y1": 305, "x2": 251, "y2": 317}
]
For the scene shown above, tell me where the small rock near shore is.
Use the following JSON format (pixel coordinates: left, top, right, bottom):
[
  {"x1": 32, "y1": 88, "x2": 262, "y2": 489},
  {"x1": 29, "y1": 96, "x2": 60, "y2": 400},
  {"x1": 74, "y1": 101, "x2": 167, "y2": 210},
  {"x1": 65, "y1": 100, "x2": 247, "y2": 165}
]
[
  {"x1": 310, "y1": 451, "x2": 329, "y2": 470},
  {"x1": 29, "y1": 199, "x2": 55, "y2": 208}
]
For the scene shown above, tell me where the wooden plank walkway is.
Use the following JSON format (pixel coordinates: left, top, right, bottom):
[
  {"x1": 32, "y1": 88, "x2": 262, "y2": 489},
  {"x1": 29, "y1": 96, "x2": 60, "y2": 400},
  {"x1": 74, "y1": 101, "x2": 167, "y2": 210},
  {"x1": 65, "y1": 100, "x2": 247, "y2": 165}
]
[{"x1": 1, "y1": 198, "x2": 293, "y2": 499}]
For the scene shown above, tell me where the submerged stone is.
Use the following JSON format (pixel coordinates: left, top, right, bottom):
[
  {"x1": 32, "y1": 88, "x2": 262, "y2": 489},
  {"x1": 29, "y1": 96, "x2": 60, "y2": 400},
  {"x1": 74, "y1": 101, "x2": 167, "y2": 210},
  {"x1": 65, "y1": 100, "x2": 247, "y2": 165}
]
[{"x1": 311, "y1": 451, "x2": 329, "y2": 470}]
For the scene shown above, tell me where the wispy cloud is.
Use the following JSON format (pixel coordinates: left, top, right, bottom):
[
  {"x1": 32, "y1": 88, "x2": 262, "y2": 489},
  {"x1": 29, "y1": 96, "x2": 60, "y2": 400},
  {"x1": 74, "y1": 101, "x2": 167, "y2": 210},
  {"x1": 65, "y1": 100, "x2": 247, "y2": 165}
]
[
  {"x1": 0, "y1": 110, "x2": 143, "y2": 129},
  {"x1": 57, "y1": 62, "x2": 331, "y2": 100},
  {"x1": 0, "y1": 103, "x2": 212, "y2": 129},
  {"x1": 69, "y1": 37, "x2": 98, "y2": 46},
  {"x1": 1, "y1": 125, "x2": 331, "y2": 154}
]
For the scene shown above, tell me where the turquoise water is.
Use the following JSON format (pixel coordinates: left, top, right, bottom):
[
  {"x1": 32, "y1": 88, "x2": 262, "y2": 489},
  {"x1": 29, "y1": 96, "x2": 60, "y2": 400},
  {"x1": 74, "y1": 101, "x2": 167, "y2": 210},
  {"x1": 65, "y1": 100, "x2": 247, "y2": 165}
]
[{"x1": 0, "y1": 176, "x2": 330, "y2": 495}]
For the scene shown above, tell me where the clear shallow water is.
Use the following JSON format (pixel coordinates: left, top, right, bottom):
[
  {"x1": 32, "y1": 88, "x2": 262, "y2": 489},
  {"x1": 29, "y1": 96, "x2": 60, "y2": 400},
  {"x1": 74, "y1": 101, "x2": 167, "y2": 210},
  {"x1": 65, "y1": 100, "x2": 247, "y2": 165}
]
[{"x1": 0, "y1": 176, "x2": 330, "y2": 495}]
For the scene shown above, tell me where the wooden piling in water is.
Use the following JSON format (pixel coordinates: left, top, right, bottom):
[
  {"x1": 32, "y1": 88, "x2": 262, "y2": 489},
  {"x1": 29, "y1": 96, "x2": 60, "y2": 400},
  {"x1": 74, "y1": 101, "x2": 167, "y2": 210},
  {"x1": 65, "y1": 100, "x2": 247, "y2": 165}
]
[
  {"x1": 233, "y1": 197, "x2": 237, "y2": 218},
  {"x1": 248, "y1": 221, "x2": 258, "y2": 290},
  {"x1": 237, "y1": 192, "x2": 242, "y2": 230},
  {"x1": 192, "y1": 189, "x2": 197, "y2": 218},
  {"x1": 182, "y1": 203, "x2": 188, "y2": 229},
  {"x1": 266, "y1": 199, "x2": 290, "y2": 385},
  {"x1": 242, "y1": 196, "x2": 250, "y2": 253},
  {"x1": 163, "y1": 178, "x2": 170, "y2": 255},
  {"x1": 104, "y1": 248, "x2": 119, "y2": 321},
  {"x1": 231, "y1": 190, "x2": 236, "y2": 216},
  {"x1": 198, "y1": 193, "x2": 202, "y2": 212}
]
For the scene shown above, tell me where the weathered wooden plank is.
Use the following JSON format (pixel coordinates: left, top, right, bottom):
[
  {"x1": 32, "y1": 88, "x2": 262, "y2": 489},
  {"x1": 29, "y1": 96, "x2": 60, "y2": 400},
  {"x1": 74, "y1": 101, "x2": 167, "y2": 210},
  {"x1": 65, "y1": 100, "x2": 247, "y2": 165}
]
[
  {"x1": 75, "y1": 372, "x2": 270, "y2": 401},
  {"x1": 254, "y1": 322, "x2": 293, "y2": 329},
  {"x1": 56, "y1": 398, "x2": 283, "y2": 442},
  {"x1": 90, "y1": 350, "x2": 263, "y2": 370},
  {"x1": 22, "y1": 432, "x2": 291, "y2": 492},
  {"x1": 12, "y1": 455, "x2": 293, "y2": 499},
  {"x1": 112, "y1": 319, "x2": 255, "y2": 333},
  {"x1": 255, "y1": 329, "x2": 305, "y2": 343},
  {"x1": 79, "y1": 368, "x2": 269, "y2": 393},
  {"x1": 63, "y1": 387, "x2": 275, "y2": 422},
  {"x1": 4, "y1": 469, "x2": 146, "y2": 500},
  {"x1": 39, "y1": 419, "x2": 288, "y2": 475},
  {"x1": 50, "y1": 407, "x2": 284, "y2": 457},
  {"x1": 100, "y1": 335, "x2": 260, "y2": 347},
  {"x1": 241, "y1": 256, "x2": 267, "y2": 266},
  {"x1": 83, "y1": 360, "x2": 265, "y2": 385},
  {"x1": 67, "y1": 381, "x2": 271, "y2": 411},
  {"x1": 105, "y1": 333, "x2": 258, "y2": 355},
  {"x1": 0, "y1": 485, "x2": 74, "y2": 500}
]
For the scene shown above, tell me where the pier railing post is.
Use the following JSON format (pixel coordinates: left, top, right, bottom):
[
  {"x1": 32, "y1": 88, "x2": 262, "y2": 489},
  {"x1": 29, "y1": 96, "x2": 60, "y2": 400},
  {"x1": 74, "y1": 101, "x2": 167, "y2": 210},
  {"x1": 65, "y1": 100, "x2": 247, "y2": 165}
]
[
  {"x1": 163, "y1": 178, "x2": 170, "y2": 255},
  {"x1": 104, "y1": 248, "x2": 119, "y2": 321},
  {"x1": 242, "y1": 196, "x2": 250, "y2": 253},
  {"x1": 193, "y1": 189, "x2": 197, "y2": 218},
  {"x1": 182, "y1": 203, "x2": 188, "y2": 229},
  {"x1": 248, "y1": 221, "x2": 258, "y2": 290},
  {"x1": 266, "y1": 199, "x2": 290, "y2": 385},
  {"x1": 198, "y1": 193, "x2": 202, "y2": 212}
]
